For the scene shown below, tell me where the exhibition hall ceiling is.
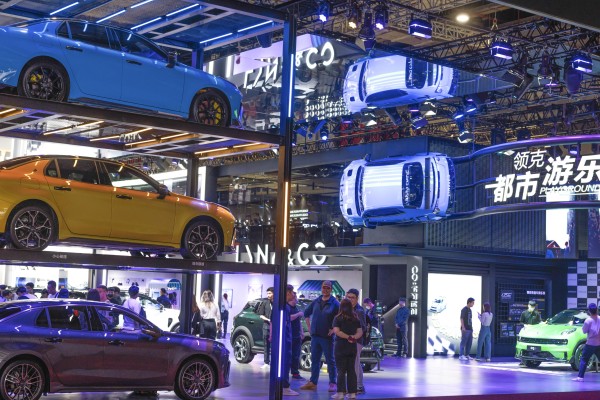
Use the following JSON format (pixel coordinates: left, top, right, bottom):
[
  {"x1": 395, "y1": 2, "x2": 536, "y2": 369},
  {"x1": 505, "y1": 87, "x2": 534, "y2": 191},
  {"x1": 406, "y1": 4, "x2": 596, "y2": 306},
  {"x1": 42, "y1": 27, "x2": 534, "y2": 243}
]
[{"x1": 1, "y1": 0, "x2": 599, "y2": 152}]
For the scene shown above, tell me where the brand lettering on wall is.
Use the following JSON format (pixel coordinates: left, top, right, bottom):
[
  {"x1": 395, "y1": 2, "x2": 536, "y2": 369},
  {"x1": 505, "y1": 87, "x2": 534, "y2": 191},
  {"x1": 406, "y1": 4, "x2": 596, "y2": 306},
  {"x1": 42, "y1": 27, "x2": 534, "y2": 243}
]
[
  {"x1": 243, "y1": 42, "x2": 336, "y2": 90},
  {"x1": 410, "y1": 265, "x2": 419, "y2": 316},
  {"x1": 485, "y1": 150, "x2": 600, "y2": 203},
  {"x1": 235, "y1": 242, "x2": 327, "y2": 266}
]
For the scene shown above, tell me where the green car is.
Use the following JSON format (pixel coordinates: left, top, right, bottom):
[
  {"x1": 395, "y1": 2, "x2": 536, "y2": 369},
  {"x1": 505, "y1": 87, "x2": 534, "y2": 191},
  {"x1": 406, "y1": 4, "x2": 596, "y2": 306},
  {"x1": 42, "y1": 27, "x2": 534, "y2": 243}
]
[
  {"x1": 231, "y1": 298, "x2": 385, "y2": 371},
  {"x1": 515, "y1": 309, "x2": 590, "y2": 370}
]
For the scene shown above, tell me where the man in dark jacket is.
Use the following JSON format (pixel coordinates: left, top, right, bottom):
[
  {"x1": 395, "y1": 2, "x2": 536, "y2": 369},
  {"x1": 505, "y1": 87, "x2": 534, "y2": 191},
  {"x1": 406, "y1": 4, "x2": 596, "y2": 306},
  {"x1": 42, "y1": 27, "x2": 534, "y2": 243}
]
[
  {"x1": 346, "y1": 288, "x2": 368, "y2": 394},
  {"x1": 393, "y1": 298, "x2": 409, "y2": 357},
  {"x1": 300, "y1": 280, "x2": 340, "y2": 393},
  {"x1": 257, "y1": 287, "x2": 274, "y2": 367}
]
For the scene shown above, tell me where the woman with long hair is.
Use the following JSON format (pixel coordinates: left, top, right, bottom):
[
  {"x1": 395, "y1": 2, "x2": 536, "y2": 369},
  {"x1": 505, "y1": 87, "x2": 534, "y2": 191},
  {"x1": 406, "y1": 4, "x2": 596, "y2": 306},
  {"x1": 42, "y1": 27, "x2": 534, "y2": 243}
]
[
  {"x1": 332, "y1": 298, "x2": 363, "y2": 400},
  {"x1": 476, "y1": 302, "x2": 493, "y2": 362},
  {"x1": 199, "y1": 290, "x2": 221, "y2": 340}
]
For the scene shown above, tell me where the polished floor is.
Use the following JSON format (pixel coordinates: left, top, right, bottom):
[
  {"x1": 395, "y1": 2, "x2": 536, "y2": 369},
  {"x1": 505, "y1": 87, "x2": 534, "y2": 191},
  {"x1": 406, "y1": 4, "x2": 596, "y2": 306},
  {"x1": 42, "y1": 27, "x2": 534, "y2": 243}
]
[{"x1": 43, "y1": 340, "x2": 600, "y2": 400}]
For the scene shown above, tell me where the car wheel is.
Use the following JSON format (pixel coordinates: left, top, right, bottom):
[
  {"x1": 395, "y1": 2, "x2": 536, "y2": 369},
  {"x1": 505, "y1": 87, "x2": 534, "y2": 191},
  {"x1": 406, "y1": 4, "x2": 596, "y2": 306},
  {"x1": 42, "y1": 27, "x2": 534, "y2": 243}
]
[
  {"x1": 524, "y1": 360, "x2": 541, "y2": 368},
  {"x1": 571, "y1": 343, "x2": 593, "y2": 371},
  {"x1": 18, "y1": 60, "x2": 69, "y2": 101},
  {"x1": 233, "y1": 334, "x2": 254, "y2": 363},
  {"x1": 191, "y1": 90, "x2": 230, "y2": 127},
  {"x1": 175, "y1": 358, "x2": 215, "y2": 400},
  {"x1": 300, "y1": 340, "x2": 312, "y2": 371},
  {"x1": 180, "y1": 218, "x2": 222, "y2": 261},
  {"x1": 9, "y1": 205, "x2": 55, "y2": 250},
  {"x1": 362, "y1": 363, "x2": 375, "y2": 372},
  {"x1": 0, "y1": 359, "x2": 45, "y2": 400}
]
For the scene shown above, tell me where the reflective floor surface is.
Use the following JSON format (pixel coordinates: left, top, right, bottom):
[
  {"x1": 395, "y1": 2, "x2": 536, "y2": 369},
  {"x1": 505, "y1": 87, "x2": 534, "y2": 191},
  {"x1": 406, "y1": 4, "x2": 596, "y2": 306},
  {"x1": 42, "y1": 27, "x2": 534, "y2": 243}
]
[{"x1": 42, "y1": 340, "x2": 600, "y2": 400}]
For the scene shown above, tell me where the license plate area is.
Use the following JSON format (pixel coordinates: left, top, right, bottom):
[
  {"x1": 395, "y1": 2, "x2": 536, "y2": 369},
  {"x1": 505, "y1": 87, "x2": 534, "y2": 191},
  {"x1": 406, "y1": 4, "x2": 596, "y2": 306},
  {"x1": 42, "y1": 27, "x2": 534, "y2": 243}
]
[{"x1": 527, "y1": 345, "x2": 541, "y2": 352}]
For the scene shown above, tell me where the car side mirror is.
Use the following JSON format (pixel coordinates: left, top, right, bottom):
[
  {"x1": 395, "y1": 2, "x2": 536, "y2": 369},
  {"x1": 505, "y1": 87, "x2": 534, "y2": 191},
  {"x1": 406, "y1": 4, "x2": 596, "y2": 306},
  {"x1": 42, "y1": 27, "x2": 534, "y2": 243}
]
[
  {"x1": 157, "y1": 184, "x2": 169, "y2": 199},
  {"x1": 142, "y1": 327, "x2": 162, "y2": 339},
  {"x1": 167, "y1": 52, "x2": 177, "y2": 68}
]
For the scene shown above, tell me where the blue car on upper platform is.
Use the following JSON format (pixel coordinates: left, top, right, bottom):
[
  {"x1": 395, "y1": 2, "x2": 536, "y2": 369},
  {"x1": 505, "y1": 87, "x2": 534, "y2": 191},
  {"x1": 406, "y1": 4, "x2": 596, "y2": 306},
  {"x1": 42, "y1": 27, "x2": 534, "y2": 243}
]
[{"x1": 0, "y1": 19, "x2": 243, "y2": 127}]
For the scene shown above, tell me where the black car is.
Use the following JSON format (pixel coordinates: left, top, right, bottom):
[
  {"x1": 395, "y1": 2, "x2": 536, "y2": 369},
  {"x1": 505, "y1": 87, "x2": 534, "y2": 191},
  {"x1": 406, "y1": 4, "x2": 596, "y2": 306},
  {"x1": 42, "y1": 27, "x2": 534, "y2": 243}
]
[
  {"x1": 0, "y1": 299, "x2": 230, "y2": 400},
  {"x1": 230, "y1": 298, "x2": 384, "y2": 371}
]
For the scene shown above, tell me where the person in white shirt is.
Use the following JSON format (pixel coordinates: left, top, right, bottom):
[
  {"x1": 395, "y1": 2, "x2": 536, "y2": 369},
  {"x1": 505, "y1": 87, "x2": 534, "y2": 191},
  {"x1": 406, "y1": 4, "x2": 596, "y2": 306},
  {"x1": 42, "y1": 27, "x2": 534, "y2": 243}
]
[
  {"x1": 573, "y1": 303, "x2": 600, "y2": 381},
  {"x1": 220, "y1": 293, "x2": 231, "y2": 339},
  {"x1": 122, "y1": 285, "x2": 142, "y2": 330},
  {"x1": 475, "y1": 302, "x2": 494, "y2": 362},
  {"x1": 199, "y1": 290, "x2": 221, "y2": 340},
  {"x1": 25, "y1": 282, "x2": 37, "y2": 299}
]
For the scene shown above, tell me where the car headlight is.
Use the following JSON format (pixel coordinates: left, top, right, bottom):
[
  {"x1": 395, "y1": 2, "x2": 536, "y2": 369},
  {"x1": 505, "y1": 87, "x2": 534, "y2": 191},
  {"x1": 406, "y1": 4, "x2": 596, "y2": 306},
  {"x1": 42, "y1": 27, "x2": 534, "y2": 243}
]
[{"x1": 561, "y1": 328, "x2": 577, "y2": 336}]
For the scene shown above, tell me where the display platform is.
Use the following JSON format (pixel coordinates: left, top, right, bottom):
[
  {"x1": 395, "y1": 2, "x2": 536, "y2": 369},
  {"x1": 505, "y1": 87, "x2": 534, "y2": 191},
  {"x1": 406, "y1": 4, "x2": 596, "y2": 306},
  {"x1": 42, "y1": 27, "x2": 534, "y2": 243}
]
[{"x1": 40, "y1": 352, "x2": 600, "y2": 400}]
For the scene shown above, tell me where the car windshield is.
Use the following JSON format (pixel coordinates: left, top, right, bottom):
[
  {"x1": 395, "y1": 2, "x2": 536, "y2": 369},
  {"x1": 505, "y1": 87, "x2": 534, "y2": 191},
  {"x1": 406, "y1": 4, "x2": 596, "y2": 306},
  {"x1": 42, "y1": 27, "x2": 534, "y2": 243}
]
[
  {"x1": 434, "y1": 299, "x2": 443, "y2": 303},
  {"x1": 402, "y1": 162, "x2": 424, "y2": 208},
  {"x1": 547, "y1": 309, "x2": 588, "y2": 325}
]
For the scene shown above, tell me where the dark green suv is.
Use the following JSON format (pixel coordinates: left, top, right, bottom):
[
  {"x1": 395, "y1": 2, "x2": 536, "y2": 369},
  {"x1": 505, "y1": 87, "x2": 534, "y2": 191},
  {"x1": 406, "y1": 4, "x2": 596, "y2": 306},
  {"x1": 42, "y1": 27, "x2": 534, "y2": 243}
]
[{"x1": 230, "y1": 298, "x2": 384, "y2": 371}]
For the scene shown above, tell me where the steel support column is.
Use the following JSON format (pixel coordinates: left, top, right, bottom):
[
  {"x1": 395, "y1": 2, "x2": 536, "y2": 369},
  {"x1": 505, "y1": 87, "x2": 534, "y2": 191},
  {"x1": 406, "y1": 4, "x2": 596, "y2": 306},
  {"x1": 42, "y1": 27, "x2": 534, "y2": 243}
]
[{"x1": 270, "y1": 13, "x2": 296, "y2": 400}]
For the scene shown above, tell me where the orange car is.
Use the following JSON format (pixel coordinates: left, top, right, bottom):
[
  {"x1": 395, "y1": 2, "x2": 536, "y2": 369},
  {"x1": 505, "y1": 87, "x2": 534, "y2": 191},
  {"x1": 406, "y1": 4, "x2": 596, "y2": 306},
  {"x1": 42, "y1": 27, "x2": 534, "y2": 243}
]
[{"x1": 0, "y1": 155, "x2": 234, "y2": 260}]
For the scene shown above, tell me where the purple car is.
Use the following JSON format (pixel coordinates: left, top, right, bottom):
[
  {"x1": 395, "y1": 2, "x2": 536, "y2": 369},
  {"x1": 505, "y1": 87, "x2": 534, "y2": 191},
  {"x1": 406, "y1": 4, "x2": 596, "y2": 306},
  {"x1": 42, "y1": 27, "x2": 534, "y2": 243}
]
[{"x1": 0, "y1": 299, "x2": 230, "y2": 400}]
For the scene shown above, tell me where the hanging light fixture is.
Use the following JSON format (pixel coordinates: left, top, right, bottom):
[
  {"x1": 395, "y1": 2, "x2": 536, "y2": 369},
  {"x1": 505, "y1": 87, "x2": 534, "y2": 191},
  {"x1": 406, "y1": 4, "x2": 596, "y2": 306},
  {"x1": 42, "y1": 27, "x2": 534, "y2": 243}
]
[
  {"x1": 317, "y1": 0, "x2": 331, "y2": 22},
  {"x1": 490, "y1": 39, "x2": 514, "y2": 60},
  {"x1": 408, "y1": 17, "x2": 432, "y2": 39},
  {"x1": 374, "y1": 4, "x2": 388, "y2": 30},
  {"x1": 568, "y1": 52, "x2": 593, "y2": 73},
  {"x1": 358, "y1": 12, "x2": 375, "y2": 41},
  {"x1": 347, "y1": 5, "x2": 359, "y2": 29}
]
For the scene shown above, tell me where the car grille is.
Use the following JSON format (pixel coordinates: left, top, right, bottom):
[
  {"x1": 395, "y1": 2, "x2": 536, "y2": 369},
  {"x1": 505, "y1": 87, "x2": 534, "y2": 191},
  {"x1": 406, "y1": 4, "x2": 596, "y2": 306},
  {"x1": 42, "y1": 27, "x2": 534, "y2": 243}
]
[{"x1": 519, "y1": 337, "x2": 568, "y2": 345}]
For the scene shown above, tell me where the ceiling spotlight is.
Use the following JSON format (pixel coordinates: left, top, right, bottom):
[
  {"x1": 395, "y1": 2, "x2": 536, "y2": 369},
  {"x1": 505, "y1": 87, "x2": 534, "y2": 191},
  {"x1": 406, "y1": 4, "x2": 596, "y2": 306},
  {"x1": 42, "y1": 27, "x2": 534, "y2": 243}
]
[
  {"x1": 464, "y1": 96, "x2": 477, "y2": 113},
  {"x1": 456, "y1": 13, "x2": 469, "y2": 23},
  {"x1": 564, "y1": 64, "x2": 583, "y2": 94},
  {"x1": 569, "y1": 52, "x2": 593, "y2": 73},
  {"x1": 358, "y1": 12, "x2": 375, "y2": 41},
  {"x1": 142, "y1": 161, "x2": 150, "y2": 170},
  {"x1": 453, "y1": 108, "x2": 465, "y2": 120},
  {"x1": 420, "y1": 101, "x2": 437, "y2": 116},
  {"x1": 490, "y1": 39, "x2": 513, "y2": 60},
  {"x1": 408, "y1": 17, "x2": 432, "y2": 39},
  {"x1": 569, "y1": 144, "x2": 579, "y2": 156},
  {"x1": 317, "y1": 0, "x2": 331, "y2": 22},
  {"x1": 410, "y1": 112, "x2": 428, "y2": 130},
  {"x1": 374, "y1": 4, "x2": 388, "y2": 30},
  {"x1": 320, "y1": 126, "x2": 329, "y2": 141},
  {"x1": 347, "y1": 5, "x2": 359, "y2": 29},
  {"x1": 458, "y1": 130, "x2": 474, "y2": 143},
  {"x1": 488, "y1": 92, "x2": 497, "y2": 104},
  {"x1": 408, "y1": 103, "x2": 420, "y2": 112}
]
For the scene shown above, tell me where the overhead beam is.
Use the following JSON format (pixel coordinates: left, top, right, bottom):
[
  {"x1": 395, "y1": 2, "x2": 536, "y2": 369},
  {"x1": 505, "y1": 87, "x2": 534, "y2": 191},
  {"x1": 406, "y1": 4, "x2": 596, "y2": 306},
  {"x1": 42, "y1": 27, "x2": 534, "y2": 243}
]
[{"x1": 490, "y1": 0, "x2": 600, "y2": 33}]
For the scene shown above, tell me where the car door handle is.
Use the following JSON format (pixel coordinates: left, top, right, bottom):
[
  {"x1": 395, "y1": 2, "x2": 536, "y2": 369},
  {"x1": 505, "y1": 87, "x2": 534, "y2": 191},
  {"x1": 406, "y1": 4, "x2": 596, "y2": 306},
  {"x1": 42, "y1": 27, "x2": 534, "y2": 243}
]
[
  {"x1": 116, "y1": 194, "x2": 132, "y2": 200},
  {"x1": 126, "y1": 60, "x2": 142, "y2": 65},
  {"x1": 249, "y1": 321, "x2": 255, "y2": 324},
  {"x1": 44, "y1": 337, "x2": 62, "y2": 343},
  {"x1": 53, "y1": 186, "x2": 71, "y2": 191},
  {"x1": 66, "y1": 45, "x2": 83, "y2": 52},
  {"x1": 108, "y1": 340, "x2": 125, "y2": 346}
]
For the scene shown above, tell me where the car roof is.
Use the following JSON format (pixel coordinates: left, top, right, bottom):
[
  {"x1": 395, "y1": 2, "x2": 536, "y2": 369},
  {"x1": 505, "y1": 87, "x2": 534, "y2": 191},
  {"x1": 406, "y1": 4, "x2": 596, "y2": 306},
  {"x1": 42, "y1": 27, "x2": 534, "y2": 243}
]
[
  {"x1": 12, "y1": 18, "x2": 134, "y2": 33},
  {"x1": 0, "y1": 299, "x2": 125, "y2": 309}
]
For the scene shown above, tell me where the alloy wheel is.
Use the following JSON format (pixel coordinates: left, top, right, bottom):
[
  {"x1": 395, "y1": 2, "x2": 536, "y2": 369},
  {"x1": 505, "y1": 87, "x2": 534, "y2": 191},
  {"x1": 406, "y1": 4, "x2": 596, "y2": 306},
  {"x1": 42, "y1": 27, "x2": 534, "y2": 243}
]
[
  {"x1": 300, "y1": 341, "x2": 312, "y2": 371},
  {"x1": 178, "y1": 360, "x2": 214, "y2": 400},
  {"x1": 185, "y1": 223, "x2": 220, "y2": 260},
  {"x1": 193, "y1": 92, "x2": 229, "y2": 126},
  {"x1": 12, "y1": 208, "x2": 53, "y2": 250},
  {"x1": 234, "y1": 335, "x2": 250, "y2": 362},
  {"x1": 2, "y1": 361, "x2": 44, "y2": 400},
  {"x1": 22, "y1": 65, "x2": 67, "y2": 101}
]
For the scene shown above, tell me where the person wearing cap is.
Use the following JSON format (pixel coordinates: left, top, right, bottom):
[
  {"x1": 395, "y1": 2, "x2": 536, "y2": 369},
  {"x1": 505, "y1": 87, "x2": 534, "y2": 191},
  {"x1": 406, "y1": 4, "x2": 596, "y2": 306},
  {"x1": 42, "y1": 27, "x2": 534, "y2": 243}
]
[
  {"x1": 459, "y1": 297, "x2": 475, "y2": 361},
  {"x1": 520, "y1": 300, "x2": 541, "y2": 325},
  {"x1": 122, "y1": 285, "x2": 142, "y2": 330},
  {"x1": 16, "y1": 286, "x2": 29, "y2": 300},
  {"x1": 300, "y1": 280, "x2": 340, "y2": 393},
  {"x1": 573, "y1": 303, "x2": 600, "y2": 382}
]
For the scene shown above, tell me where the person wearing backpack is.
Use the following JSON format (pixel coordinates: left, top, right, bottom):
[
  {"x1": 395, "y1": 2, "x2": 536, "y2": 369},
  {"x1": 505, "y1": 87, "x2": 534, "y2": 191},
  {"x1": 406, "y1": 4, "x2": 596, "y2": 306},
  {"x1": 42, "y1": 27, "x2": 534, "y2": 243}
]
[{"x1": 122, "y1": 285, "x2": 143, "y2": 330}]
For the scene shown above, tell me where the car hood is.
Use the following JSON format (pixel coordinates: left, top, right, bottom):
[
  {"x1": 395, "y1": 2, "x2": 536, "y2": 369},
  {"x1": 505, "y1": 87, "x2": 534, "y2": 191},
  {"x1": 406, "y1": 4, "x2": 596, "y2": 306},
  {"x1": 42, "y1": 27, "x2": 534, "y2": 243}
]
[
  {"x1": 519, "y1": 323, "x2": 583, "y2": 338},
  {"x1": 161, "y1": 331, "x2": 229, "y2": 353}
]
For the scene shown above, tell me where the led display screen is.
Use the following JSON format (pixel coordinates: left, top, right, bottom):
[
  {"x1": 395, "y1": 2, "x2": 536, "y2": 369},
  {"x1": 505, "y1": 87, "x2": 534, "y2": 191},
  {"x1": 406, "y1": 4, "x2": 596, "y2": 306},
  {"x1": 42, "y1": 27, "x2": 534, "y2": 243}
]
[
  {"x1": 545, "y1": 191, "x2": 576, "y2": 258},
  {"x1": 427, "y1": 273, "x2": 482, "y2": 356}
]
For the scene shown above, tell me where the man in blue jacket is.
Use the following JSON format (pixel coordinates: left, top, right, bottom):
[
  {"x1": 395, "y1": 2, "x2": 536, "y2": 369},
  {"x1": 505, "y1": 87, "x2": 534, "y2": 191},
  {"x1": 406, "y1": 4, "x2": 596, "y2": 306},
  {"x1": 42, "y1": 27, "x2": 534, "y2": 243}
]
[
  {"x1": 393, "y1": 297, "x2": 409, "y2": 357},
  {"x1": 300, "y1": 280, "x2": 340, "y2": 393}
]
